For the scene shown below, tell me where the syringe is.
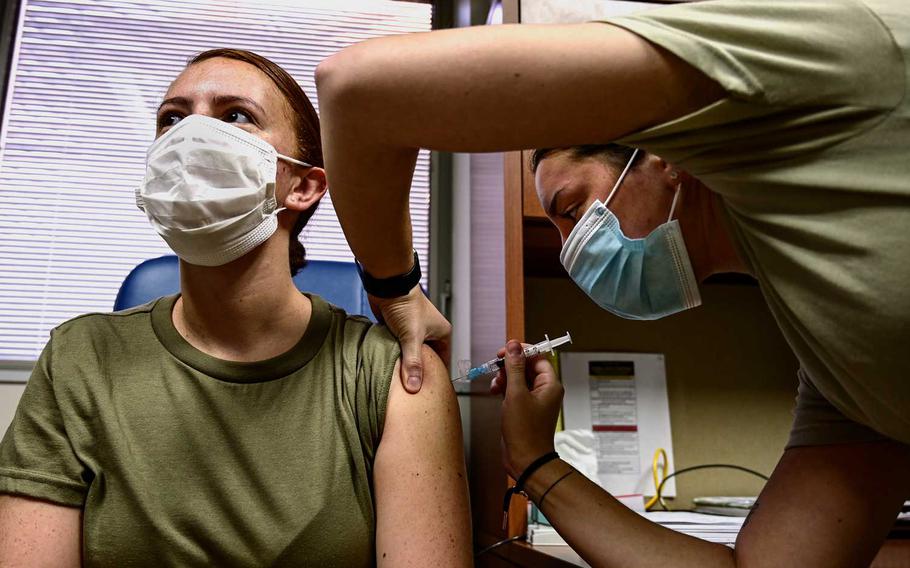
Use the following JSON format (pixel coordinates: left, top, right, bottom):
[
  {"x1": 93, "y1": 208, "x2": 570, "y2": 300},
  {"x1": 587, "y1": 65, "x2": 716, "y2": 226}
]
[{"x1": 452, "y1": 332, "x2": 572, "y2": 382}]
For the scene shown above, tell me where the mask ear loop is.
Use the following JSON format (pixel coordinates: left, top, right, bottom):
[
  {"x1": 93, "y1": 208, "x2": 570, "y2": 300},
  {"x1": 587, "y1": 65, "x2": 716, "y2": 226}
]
[
  {"x1": 278, "y1": 154, "x2": 313, "y2": 168},
  {"x1": 604, "y1": 148, "x2": 640, "y2": 208},
  {"x1": 274, "y1": 155, "x2": 313, "y2": 216},
  {"x1": 667, "y1": 181, "x2": 683, "y2": 223}
]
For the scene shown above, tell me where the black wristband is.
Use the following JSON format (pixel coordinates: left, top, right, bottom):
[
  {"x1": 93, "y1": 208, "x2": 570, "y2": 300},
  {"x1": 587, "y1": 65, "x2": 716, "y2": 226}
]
[
  {"x1": 516, "y1": 451, "x2": 560, "y2": 491},
  {"x1": 501, "y1": 451, "x2": 559, "y2": 531},
  {"x1": 356, "y1": 250, "x2": 421, "y2": 299}
]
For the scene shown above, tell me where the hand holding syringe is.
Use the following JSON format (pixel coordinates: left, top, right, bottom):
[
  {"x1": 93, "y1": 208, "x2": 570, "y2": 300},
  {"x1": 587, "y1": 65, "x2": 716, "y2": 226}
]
[{"x1": 452, "y1": 332, "x2": 572, "y2": 382}]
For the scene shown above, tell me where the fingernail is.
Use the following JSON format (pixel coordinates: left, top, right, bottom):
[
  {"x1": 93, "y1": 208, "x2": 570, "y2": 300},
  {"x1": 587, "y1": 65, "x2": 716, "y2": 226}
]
[
  {"x1": 507, "y1": 341, "x2": 522, "y2": 357},
  {"x1": 407, "y1": 375, "x2": 421, "y2": 390}
]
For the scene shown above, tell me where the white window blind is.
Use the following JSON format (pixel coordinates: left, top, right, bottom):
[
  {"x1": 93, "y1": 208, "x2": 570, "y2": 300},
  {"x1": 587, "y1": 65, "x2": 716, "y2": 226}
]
[{"x1": 0, "y1": 0, "x2": 432, "y2": 363}]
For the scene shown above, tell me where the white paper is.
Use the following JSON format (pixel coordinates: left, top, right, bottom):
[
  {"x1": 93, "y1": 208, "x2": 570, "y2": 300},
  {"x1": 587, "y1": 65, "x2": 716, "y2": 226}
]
[
  {"x1": 554, "y1": 429, "x2": 599, "y2": 482},
  {"x1": 529, "y1": 511, "x2": 744, "y2": 547},
  {"x1": 641, "y1": 511, "x2": 746, "y2": 526},
  {"x1": 560, "y1": 352, "x2": 676, "y2": 498}
]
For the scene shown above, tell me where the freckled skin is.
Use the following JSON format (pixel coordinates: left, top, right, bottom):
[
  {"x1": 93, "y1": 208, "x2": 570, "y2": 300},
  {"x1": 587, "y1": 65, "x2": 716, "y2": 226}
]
[{"x1": 373, "y1": 347, "x2": 471, "y2": 567}]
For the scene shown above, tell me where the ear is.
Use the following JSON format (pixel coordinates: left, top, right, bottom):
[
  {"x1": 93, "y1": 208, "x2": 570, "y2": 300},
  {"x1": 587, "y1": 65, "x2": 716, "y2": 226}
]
[
  {"x1": 645, "y1": 155, "x2": 691, "y2": 187},
  {"x1": 283, "y1": 166, "x2": 328, "y2": 212}
]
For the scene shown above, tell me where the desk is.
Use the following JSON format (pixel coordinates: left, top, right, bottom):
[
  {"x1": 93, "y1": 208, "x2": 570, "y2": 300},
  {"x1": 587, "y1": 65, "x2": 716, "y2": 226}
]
[{"x1": 484, "y1": 532, "x2": 910, "y2": 568}]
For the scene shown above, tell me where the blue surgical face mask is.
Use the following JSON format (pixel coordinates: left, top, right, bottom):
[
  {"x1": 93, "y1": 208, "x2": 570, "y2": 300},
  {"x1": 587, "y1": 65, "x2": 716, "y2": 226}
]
[{"x1": 558, "y1": 149, "x2": 701, "y2": 320}]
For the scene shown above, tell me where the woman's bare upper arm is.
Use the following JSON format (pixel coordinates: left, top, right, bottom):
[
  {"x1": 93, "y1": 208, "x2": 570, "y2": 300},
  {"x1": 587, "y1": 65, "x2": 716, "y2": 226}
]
[
  {"x1": 317, "y1": 22, "x2": 723, "y2": 153},
  {"x1": 0, "y1": 494, "x2": 81, "y2": 567},
  {"x1": 372, "y1": 346, "x2": 472, "y2": 567},
  {"x1": 316, "y1": 22, "x2": 725, "y2": 277}
]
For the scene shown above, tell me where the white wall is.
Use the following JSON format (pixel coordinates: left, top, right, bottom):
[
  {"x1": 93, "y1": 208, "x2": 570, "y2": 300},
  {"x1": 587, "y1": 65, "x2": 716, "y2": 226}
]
[
  {"x1": 0, "y1": 385, "x2": 24, "y2": 438},
  {"x1": 0, "y1": 369, "x2": 29, "y2": 438},
  {"x1": 468, "y1": 152, "x2": 506, "y2": 364}
]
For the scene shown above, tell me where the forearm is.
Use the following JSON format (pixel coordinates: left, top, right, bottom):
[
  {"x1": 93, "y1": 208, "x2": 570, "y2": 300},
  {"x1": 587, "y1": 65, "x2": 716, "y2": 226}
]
[
  {"x1": 316, "y1": 30, "x2": 434, "y2": 277},
  {"x1": 318, "y1": 114, "x2": 417, "y2": 277},
  {"x1": 526, "y1": 460, "x2": 735, "y2": 568}
]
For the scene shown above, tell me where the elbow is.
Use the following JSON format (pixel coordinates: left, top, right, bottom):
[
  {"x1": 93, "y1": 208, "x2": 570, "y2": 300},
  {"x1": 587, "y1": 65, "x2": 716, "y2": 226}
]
[
  {"x1": 317, "y1": 37, "x2": 398, "y2": 116},
  {"x1": 314, "y1": 52, "x2": 344, "y2": 110},
  {"x1": 315, "y1": 48, "x2": 367, "y2": 114},
  {"x1": 314, "y1": 52, "x2": 340, "y2": 98}
]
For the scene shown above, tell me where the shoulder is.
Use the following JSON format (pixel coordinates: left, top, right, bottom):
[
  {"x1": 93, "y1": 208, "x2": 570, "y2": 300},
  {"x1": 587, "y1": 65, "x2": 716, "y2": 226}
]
[
  {"x1": 316, "y1": 303, "x2": 408, "y2": 456},
  {"x1": 320, "y1": 303, "x2": 401, "y2": 428},
  {"x1": 325, "y1": 302, "x2": 401, "y2": 377},
  {"x1": 53, "y1": 297, "x2": 165, "y2": 333},
  {"x1": 359, "y1": 324, "x2": 401, "y2": 373},
  {"x1": 382, "y1": 345, "x2": 454, "y2": 433},
  {"x1": 52, "y1": 297, "x2": 159, "y2": 338},
  {"x1": 606, "y1": 0, "x2": 903, "y2": 107},
  {"x1": 40, "y1": 297, "x2": 164, "y2": 384}
]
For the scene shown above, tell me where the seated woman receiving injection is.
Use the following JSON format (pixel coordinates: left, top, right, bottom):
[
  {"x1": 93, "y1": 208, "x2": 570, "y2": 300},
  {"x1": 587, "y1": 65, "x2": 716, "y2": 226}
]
[{"x1": 0, "y1": 49, "x2": 471, "y2": 567}]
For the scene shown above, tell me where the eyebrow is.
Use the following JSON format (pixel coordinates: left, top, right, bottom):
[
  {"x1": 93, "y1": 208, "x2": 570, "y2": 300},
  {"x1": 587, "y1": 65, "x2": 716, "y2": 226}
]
[
  {"x1": 156, "y1": 95, "x2": 267, "y2": 117},
  {"x1": 157, "y1": 96, "x2": 190, "y2": 113},
  {"x1": 545, "y1": 187, "x2": 565, "y2": 218}
]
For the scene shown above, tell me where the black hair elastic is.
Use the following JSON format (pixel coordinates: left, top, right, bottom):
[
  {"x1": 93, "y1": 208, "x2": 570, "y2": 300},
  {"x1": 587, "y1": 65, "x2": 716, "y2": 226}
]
[
  {"x1": 501, "y1": 451, "x2": 559, "y2": 531},
  {"x1": 537, "y1": 469, "x2": 574, "y2": 510}
]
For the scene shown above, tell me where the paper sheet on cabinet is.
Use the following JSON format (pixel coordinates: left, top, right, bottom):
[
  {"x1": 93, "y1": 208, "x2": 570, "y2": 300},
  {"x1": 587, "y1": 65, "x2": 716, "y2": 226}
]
[{"x1": 560, "y1": 352, "x2": 675, "y2": 498}]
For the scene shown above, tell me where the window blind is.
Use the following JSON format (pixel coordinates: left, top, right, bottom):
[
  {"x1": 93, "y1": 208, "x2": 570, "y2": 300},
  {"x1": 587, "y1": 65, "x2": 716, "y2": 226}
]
[{"x1": 0, "y1": 0, "x2": 432, "y2": 363}]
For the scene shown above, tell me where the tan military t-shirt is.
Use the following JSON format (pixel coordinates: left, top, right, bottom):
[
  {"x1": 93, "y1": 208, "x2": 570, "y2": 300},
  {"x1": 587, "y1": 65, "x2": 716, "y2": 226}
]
[
  {"x1": 0, "y1": 294, "x2": 399, "y2": 566},
  {"x1": 608, "y1": 0, "x2": 910, "y2": 443}
]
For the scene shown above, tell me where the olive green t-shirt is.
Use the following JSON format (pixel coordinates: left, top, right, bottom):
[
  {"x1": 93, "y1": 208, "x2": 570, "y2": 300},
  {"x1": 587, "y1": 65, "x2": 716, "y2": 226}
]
[
  {"x1": 0, "y1": 294, "x2": 399, "y2": 566},
  {"x1": 607, "y1": 0, "x2": 910, "y2": 443}
]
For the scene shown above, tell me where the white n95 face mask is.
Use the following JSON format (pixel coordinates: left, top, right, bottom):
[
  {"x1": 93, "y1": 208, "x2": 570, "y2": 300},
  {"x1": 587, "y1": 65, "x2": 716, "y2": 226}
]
[
  {"x1": 559, "y1": 149, "x2": 701, "y2": 320},
  {"x1": 136, "y1": 114, "x2": 311, "y2": 267}
]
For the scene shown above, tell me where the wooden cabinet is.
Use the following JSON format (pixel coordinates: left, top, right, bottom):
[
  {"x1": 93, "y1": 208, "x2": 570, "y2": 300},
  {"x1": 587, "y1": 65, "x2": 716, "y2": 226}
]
[{"x1": 520, "y1": 151, "x2": 548, "y2": 220}]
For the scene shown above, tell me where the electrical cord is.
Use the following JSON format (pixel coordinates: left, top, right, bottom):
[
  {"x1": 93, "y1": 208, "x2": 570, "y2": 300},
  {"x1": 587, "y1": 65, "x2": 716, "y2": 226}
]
[
  {"x1": 655, "y1": 463, "x2": 770, "y2": 512},
  {"x1": 475, "y1": 535, "x2": 524, "y2": 557}
]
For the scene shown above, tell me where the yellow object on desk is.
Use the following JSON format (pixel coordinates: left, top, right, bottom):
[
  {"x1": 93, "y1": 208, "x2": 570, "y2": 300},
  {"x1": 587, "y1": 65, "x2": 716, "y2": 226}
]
[{"x1": 645, "y1": 448, "x2": 668, "y2": 511}]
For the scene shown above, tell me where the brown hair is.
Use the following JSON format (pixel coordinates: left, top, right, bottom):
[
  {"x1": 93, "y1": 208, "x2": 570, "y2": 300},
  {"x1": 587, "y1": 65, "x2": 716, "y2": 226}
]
[
  {"x1": 530, "y1": 144, "x2": 640, "y2": 174},
  {"x1": 188, "y1": 48, "x2": 323, "y2": 276}
]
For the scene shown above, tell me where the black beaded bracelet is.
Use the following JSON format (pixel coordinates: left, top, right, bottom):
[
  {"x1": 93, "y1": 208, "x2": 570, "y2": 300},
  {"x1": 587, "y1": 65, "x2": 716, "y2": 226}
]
[{"x1": 501, "y1": 451, "x2": 559, "y2": 531}]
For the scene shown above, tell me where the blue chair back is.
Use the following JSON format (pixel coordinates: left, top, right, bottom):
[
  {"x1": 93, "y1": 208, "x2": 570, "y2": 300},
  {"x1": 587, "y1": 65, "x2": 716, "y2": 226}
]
[
  {"x1": 114, "y1": 255, "x2": 373, "y2": 320},
  {"x1": 114, "y1": 255, "x2": 180, "y2": 309}
]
